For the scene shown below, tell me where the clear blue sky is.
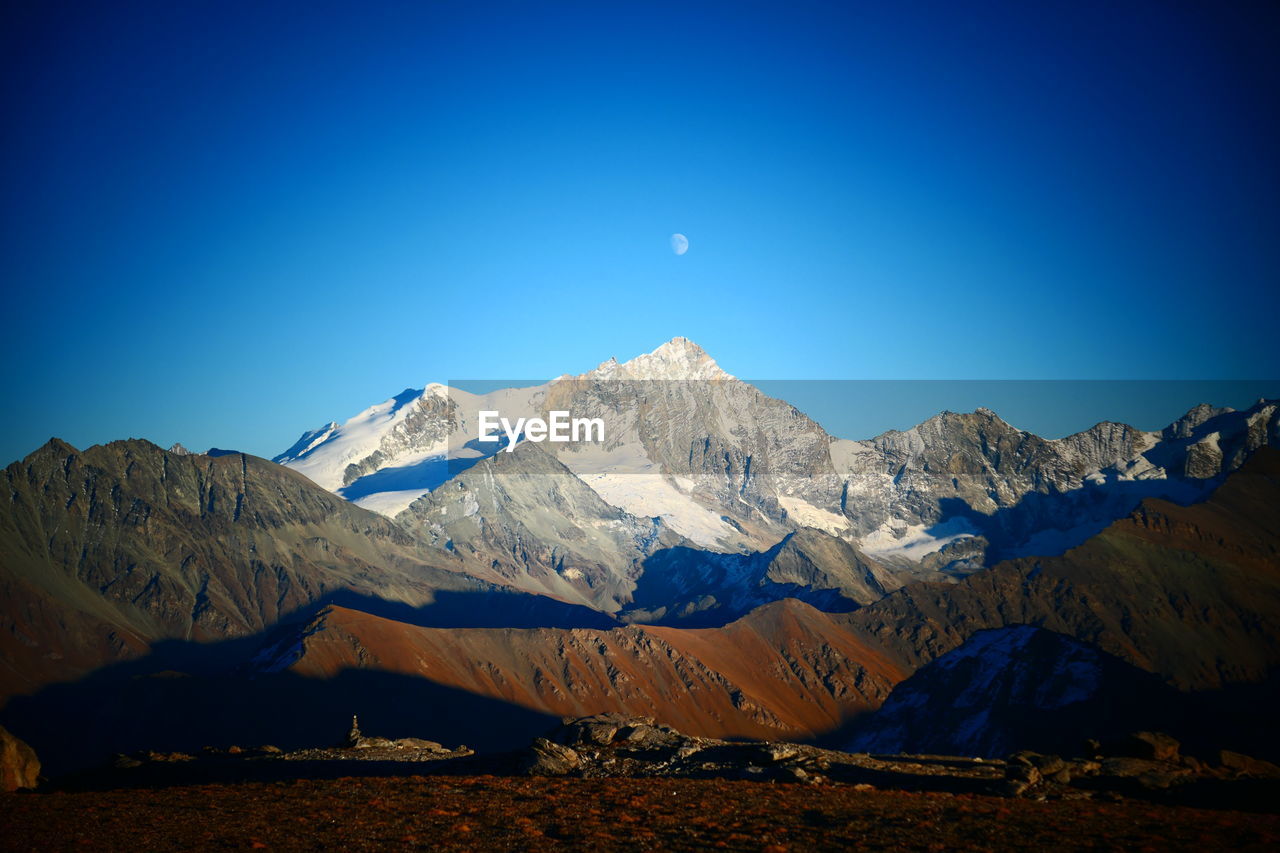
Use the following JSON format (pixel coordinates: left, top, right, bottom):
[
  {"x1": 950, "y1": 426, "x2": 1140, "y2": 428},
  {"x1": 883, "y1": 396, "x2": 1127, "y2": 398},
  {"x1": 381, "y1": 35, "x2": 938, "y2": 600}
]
[{"x1": 2, "y1": 1, "x2": 1277, "y2": 462}]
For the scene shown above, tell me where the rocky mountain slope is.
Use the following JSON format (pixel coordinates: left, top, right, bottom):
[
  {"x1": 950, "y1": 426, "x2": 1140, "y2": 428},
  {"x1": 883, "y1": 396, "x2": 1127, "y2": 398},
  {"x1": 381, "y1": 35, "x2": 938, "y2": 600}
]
[
  {"x1": 258, "y1": 598, "x2": 903, "y2": 742},
  {"x1": 845, "y1": 446, "x2": 1280, "y2": 692},
  {"x1": 843, "y1": 626, "x2": 1183, "y2": 757},
  {"x1": 276, "y1": 338, "x2": 1280, "y2": 609},
  {"x1": 619, "y1": 527, "x2": 900, "y2": 625},
  {"x1": 256, "y1": 445, "x2": 1280, "y2": 753},
  {"x1": 0, "y1": 438, "x2": 603, "y2": 702},
  {"x1": 395, "y1": 442, "x2": 681, "y2": 612},
  {"x1": 2, "y1": 339, "x2": 1277, "y2": 775},
  {"x1": 2, "y1": 449, "x2": 1278, "y2": 773}
]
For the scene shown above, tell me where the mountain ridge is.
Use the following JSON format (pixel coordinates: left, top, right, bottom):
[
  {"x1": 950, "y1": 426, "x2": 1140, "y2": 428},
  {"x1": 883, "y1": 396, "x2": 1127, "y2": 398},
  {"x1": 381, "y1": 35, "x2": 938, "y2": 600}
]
[
  {"x1": 2, "y1": 443, "x2": 1278, "y2": 771},
  {"x1": 0, "y1": 437, "x2": 616, "y2": 701},
  {"x1": 271, "y1": 339, "x2": 1279, "y2": 583}
]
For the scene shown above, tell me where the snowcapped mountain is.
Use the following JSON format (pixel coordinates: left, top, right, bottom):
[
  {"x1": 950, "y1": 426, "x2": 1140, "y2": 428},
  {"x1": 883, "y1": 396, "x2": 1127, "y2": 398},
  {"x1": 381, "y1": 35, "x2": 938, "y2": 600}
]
[
  {"x1": 577, "y1": 335, "x2": 732, "y2": 381},
  {"x1": 272, "y1": 382, "x2": 547, "y2": 516},
  {"x1": 272, "y1": 337, "x2": 734, "y2": 522},
  {"x1": 275, "y1": 337, "x2": 1280, "y2": 616}
]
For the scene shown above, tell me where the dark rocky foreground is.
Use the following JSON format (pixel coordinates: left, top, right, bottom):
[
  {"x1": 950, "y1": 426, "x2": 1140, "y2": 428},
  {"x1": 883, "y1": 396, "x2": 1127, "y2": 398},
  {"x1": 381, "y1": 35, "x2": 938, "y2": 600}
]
[
  {"x1": 6, "y1": 715, "x2": 1280, "y2": 850},
  {"x1": 6, "y1": 775, "x2": 1280, "y2": 852},
  {"x1": 37, "y1": 715, "x2": 1280, "y2": 810}
]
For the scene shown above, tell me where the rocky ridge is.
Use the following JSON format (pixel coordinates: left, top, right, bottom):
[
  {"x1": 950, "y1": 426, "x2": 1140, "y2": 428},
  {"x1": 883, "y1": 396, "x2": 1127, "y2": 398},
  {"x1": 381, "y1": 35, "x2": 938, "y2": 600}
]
[{"x1": 276, "y1": 338, "x2": 1280, "y2": 620}]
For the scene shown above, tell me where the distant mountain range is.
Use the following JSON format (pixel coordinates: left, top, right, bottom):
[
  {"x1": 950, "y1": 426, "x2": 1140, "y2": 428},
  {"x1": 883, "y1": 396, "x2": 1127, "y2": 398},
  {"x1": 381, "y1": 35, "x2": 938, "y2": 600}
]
[
  {"x1": 275, "y1": 338, "x2": 1279, "y2": 621},
  {"x1": 1, "y1": 338, "x2": 1278, "y2": 773}
]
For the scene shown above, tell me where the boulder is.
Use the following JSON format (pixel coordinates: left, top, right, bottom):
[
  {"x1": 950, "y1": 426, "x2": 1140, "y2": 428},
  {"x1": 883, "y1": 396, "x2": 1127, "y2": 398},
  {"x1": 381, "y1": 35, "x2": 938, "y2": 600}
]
[
  {"x1": 1134, "y1": 770, "x2": 1185, "y2": 791},
  {"x1": 756, "y1": 743, "x2": 802, "y2": 765},
  {"x1": 999, "y1": 762, "x2": 1041, "y2": 797},
  {"x1": 1067, "y1": 759, "x2": 1101, "y2": 776},
  {"x1": 1010, "y1": 751, "x2": 1066, "y2": 775},
  {"x1": 554, "y1": 713, "x2": 658, "y2": 748},
  {"x1": 1217, "y1": 750, "x2": 1280, "y2": 778},
  {"x1": 778, "y1": 766, "x2": 810, "y2": 783},
  {"x1": 618, "y1": 722, "x2": 682, "y2": 749},
  {"x1": 392, "y1": 738, "x2": 445, "y2": 751},
  {"x1": 524, "y1": 738, "x2": 581, "y2": 776},
  {"x1": 578, "y1": 723, "x2": 620, "y2": 746},
  {"x1": 0, "y1": 727, "x2": 40, "y2": 791},
  {"x1": 1122, "y1": 732, "x2": 1180, "y2": 762},
  {"x1": 1099, "y1": 757, "x2": 1165, "y2": 778}
]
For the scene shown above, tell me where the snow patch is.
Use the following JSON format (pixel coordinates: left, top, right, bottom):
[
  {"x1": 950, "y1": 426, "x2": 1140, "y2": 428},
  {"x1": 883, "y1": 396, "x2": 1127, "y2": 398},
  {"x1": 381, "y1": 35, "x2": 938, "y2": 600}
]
[
  {"x1": 559, "y1": 440, "x2": 733, "y2": 546},
  {"x1": 279, "y1": 391, "x2": 427, "y2": 492},
  {"x1": 858, "y1": 516, "x2": 976, "y2": 560},
  {"x1": 776, "y1": 494, "x2": 848, "y2": 535},
  {"x1": 351, "y1": 488, "x2": 435, "y2": 517}
]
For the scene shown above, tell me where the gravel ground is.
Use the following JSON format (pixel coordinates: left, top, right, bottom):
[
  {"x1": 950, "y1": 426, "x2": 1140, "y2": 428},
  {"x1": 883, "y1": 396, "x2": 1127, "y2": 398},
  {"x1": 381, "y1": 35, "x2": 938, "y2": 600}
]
[{"x1": 4, "y1": 775, "x2": 1280, "y2": 852}]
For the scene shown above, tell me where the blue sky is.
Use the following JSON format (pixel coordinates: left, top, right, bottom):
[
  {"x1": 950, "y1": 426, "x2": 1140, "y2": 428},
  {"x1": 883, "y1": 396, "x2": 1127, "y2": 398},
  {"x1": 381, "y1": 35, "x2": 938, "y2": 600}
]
[{"x1": 2, "y1": 1, "x2": 1278, "y2": 462}]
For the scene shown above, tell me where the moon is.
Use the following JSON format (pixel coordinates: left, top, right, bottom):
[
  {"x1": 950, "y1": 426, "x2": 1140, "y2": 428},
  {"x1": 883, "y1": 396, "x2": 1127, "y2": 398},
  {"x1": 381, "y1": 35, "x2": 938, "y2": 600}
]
[{"x1": 670, "y1": 233, "x2": 689, "y2": 255}]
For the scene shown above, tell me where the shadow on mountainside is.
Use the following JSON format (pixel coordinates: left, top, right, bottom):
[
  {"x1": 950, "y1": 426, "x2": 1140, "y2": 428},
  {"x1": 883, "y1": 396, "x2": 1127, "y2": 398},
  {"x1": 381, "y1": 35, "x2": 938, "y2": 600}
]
[
  {"x1": 0, "y1": 586, "x2": 622, "y2": 777},
  {"x1": 321, "y1": 587, "x2": 620, "y2": 631},
  {"x1": 0, "y1": 633, "x2": 562, "y2": 778},
  {"x1": 935, "y1": 478, "x2": 1208, "y2": 564},
  {"x1": 338, "y1": 435, "x2": 515, "y2": 502},
  {"x1": 810, "y1": 656, "x2": 1280, "y2": 766},
  {"x1": 619, "y1": 537, "x2": 863, "y2": 628}
]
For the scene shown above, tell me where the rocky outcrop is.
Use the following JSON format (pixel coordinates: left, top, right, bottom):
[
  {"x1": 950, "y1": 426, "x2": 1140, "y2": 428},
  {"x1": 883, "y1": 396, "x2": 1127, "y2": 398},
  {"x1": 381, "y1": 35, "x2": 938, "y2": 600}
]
[
  {"x1": 0, "y1": 724, "x2": 40, "y2": 791},
  {"x1": 1122, "y1": 732, "x2": 1182, "y2": 763},
  {"x1": 397, "y1": 442, "x2": 681, "y2": 612}
]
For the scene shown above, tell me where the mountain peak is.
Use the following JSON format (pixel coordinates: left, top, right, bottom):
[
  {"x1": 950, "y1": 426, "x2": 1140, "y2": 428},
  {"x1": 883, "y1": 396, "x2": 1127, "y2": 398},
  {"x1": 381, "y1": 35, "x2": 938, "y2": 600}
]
[
  {"x1": 22, "y1": 437, "x2": 79, "y2": 467},
  {"x1": 1166, "y1": 402, "x2": 1234, "y2": 439},
  {"x1": 652, "y1": 336, "x2": 704, "y2": 357},
  {"x1": 588, "y1": 337, "x2": 731, "y2": 381}
]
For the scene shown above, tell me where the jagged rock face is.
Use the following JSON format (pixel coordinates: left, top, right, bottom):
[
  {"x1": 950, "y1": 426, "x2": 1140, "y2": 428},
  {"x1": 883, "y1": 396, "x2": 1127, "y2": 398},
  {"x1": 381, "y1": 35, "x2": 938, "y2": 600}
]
[
  {"x1": 837, "y1": 400, "x2": 1280, "y2": 566},
  {"x1": 839, "y1": 451, "x2": 1280, "y2": 758},
  {"x1": 275, "y1": 339, "x2": 1280, "y2": 588},
  {"x1": 0, "y1": 438, "x2": 494, "y2": 699},
  {"x1": 845, "y1": 447, "x2": 1280, "y2": 692},
  {"x1": 396, "y1": 443, "x2": 680, "y2": 612},
  {"x1": 844, "y1": 626, "x2": 1181, "y2": 758},
  {"x1": 838, "y1": 409, "x2": 1075, "y2": 531},
  {"x1": 340, "y1": 390, "x2": 462, "y2": 488},
  {"x1": 619, "y1": 528, "x2": 899, "y2": 626},
  {"x1": 542, "y1": 370, "x2": 845, "y2": 549}
]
